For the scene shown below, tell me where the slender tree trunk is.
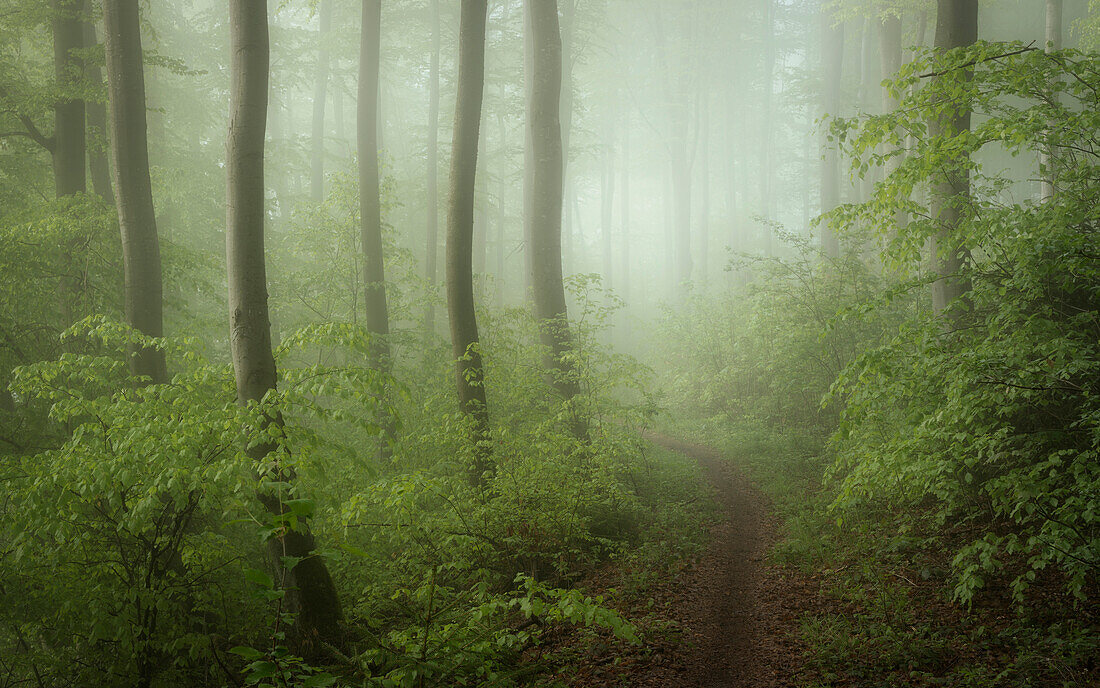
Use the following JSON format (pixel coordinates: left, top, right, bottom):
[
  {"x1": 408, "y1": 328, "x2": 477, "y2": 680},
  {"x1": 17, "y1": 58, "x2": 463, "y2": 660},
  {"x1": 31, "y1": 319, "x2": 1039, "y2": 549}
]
[
  {"x1": 53, "y1": 0, "x2": 86, "y2": 198},
  {"x1": 310, "y1": 0, "x2": 333, "y2": 203},
  {"x1": 496, "y1": 108, "x2": 507, "y2": 308},
  {"x1": 424, "y1": 0, "x2": 441, "y2": 332},
  {"x1": 358, "y1": 0, "x2": 390, "y2": 362},
  {"x1": 820, "y1": 6, "x2": 843, "y2": 258},
  {"x1": 760, "y1": 0, "x2": 775, "y2": 255},
  {"x1": 1041, "y1": 0, "x2": 1062, "y2": 201},
  {"x1": 559, "y1": 0, "x2": 576, "y2": 277},
  {"x1": 522, "y1": 0, "x2": 535, "y2": 299},
  {"x1": 620, "y1": 113, "x2": 630, "y2": 303},
  {"x1": 102, "y1": 0, "x2": 167, "y2": 383},
  {"x1": 929, "y1": 0, "x2": 977, "y2": 318},
  {"x1": 447, "y1": 0, "x2": 492, "y2": 484},
  {"x1": 600, "y1": 106, "x2": 615, "y2": 290},
  {"x1": 527, "y1": 0, "x2": 583, "y2": 437},
  {"x1": 698, "y1": 89, "x2": 710, "y2": 288},
  {"x1": 879, "y1": 12, "x2": 905, "y2": 230},
  {"x1": 83, "y1": 14, "x2": 114, "y2": 206},
  {"x1": 226, "y1": 0, "x2": 342, "y2": 649}
]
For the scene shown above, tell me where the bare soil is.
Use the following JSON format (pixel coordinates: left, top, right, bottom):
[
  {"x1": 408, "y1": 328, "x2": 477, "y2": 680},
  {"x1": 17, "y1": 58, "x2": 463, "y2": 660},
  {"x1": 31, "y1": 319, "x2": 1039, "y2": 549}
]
[{"x1": 541, "y1": 433, "x2": 814, "y2": 687}]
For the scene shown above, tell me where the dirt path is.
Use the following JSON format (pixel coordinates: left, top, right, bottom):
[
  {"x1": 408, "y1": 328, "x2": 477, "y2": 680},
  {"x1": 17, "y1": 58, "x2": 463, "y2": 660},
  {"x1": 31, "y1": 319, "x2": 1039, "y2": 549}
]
[
  {"x1": 637, "y1": 432, "x2": 808, "y2": 688},
  {"x1": 542, "y1": 433, "x2": 811, "y2": 687}
]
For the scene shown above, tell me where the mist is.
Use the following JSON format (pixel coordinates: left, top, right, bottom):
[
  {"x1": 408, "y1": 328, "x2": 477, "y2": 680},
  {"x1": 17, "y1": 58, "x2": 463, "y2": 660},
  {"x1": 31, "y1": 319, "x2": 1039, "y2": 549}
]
[{"x1": 1, "y1": 1, "x2": 1098, "y2": 686}]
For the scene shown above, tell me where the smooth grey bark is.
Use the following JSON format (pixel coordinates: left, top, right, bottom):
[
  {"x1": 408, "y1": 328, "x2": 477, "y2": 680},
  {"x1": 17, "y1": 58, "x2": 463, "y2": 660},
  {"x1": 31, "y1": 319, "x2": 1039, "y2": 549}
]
[
  {"x1": 929, "y1": 0, "x2": 977, "y2": 318},
  {"x1": 310, "y1": 0, "x2": 333, "y2": 203},
  {"x1": 53, "y1": 0, "x2": 86, "y2": 198},
  {"x1": 495, "y1": 108, "x2": 507, "y2": 308},
  {"x1": 102, "y1": 0, "x2": 167, "y2": 383},
  {"x1": 522, "y1": 0, "x2": 534, "y2": 299},
  {"x1": 82, "y1": 15, "x2": 114, "y2": 207},
  {"x1": 1041, "y1": 0, "x2": 1062, "y2": 201},
  {"x1": 559, "y1": 0, "x2": 576, "y2": 276},
  {"x1": 447, "y1": 0, "x2": 492, "y2": 484},
  {"x1": 820, "y1": 8, "x2": 843, "y2": 258},
  {"x1": 760, "y1": 0, "x2": 776, "y2": 255},
  {"x1": 424, "y1": 0, "x2": 441, "y2": 332},
  {"x1": 600, "y1": 105, "x2": 615, "y2": 289},
  {"x1": 226, "y1": 0, "x2": 342, "y2": 648},
  {"x1": 879, "y1": 12, "x2": 906, "y2": 230},
  {"x1": 358, "y1": 0, "x2": 390, "y2": 363},
  {"x1": 619, "y1": 112, "x2": 630, "y2": 303},
  {"x1": 526, "y1": 0, "x2": 583, "y2": 437},
  {"x1": 698, "y1": 89, "x2": 710, "y2": 288}
]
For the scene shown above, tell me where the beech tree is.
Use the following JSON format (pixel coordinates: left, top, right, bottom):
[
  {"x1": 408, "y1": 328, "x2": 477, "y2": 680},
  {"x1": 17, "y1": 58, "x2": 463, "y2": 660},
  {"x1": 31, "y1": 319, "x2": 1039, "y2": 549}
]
[
  {"x1": 1042, "y1": 0, "x2": 1063, "y2": 201},
  {"x1": 83, "y1": 15, "x2": 114, "y2": 206},
  {"x1": 52, "y1": 0, "x2": 86, "y2": 198},
  {"x1": 102, "y1": 0, "x2": 167, "y2": 382},
  {"x1": 447, "y1": 0, "x2": 492, "y2": 483},
  {"x1": 359, "y1": 0, "x2": 391, "y2": 365},
  {"x1": 526, "y1": 0, "x2": 583, "y2": 437},
  {"x1": 820, "y1": 4, "x2": 843, "y2": 258},
  {"x1": 310, "y1": 0, "x2": 333, "y2": 203},
  {"x1": 424, "y1": 0, "x2": 441, "y2": 332},
  {"x1": 226, "y1": 0, "x2": 342, "y2": 646},
  {"x1": 929, "y1": 0, "x2": 977, "y2": 317}
]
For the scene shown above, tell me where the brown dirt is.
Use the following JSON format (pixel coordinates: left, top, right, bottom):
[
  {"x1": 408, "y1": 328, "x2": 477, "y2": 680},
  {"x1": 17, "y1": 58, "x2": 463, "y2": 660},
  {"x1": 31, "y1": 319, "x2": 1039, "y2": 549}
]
[
  {"x1": 539, "y1": 433, "x2": 813, "y2": 687},
  {"x1": 639, "y1": 432, "x2": 807, "y2": 688}
]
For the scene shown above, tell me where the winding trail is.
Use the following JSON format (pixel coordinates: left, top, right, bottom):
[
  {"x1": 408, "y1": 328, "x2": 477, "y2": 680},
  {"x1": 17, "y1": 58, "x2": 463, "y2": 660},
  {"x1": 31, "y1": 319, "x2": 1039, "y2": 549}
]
[{"x1": 639, "y1": 432, "x2": 808, "y2": 688}]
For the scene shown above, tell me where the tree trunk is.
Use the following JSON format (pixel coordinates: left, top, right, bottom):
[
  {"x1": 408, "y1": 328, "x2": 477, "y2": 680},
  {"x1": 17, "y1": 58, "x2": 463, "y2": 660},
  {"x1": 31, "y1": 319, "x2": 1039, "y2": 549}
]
[
  {"x1": 310, "y1": 0, "x2": 333, "y2": 203},
  {"x1": 527, "y1": 0, "x2": 583, "y2": 438},
  {"x1": 698, "y1": 89, "x2": 710, "y2": 288},
  {"x1": 600, "y1": 106, "x2": 615, "y2": 290},
  {"x1": 522, "y1": 0, "x2": 535, "y2": 300},
  {"x1": 83, "y1": 14, "x2": 114, "y2": 206},
  {"x1": 226, "y1": 0, "x2": 342, "y2": 649},
  {"x1": 447, "y1": 0, "x2": 492, "y2": 484},
  {"x1": 620, "y1": 112, "x2": 630, "y2": 304},
  {"x1": 424, "y1": 0, "x2": 441, "y2": 332},
  {"x1": 820, "y1": 6, "x2": 843, "y2": 258},
  {"x1": 496, "y1": 107, "x2": 507, "y2": 308},
  {"x1": 929, "y1": 0, "x2": 977, "y2": 318},
  {"x1": 53, "y1": 0, "x2": 86, "y2": 198},
  {"x1": 559, "y1": 0, "x2": 576, "y2": 277},
  {"x1": 879, "y1": 12, "x2": 906, "y2": 231},
  {"x1": 358, "y1": 0, "x2": 390, "y2": 363},
  {"x1": 1041, "y1": 0, "x2": 1062, "y2": 201},
  {"x1": 102, "y1": 0, "x2": 167, "y2": 383},
  {"x1": 759, "y1": 0, "x2": 776, "y2": 255}
]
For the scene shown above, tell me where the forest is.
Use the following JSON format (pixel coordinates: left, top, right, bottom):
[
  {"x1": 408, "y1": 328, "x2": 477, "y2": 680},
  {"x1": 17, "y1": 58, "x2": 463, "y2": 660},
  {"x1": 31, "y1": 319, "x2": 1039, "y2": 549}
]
[{"x1": 0, "y1": 0, "x2": 1097, "y2": 686}]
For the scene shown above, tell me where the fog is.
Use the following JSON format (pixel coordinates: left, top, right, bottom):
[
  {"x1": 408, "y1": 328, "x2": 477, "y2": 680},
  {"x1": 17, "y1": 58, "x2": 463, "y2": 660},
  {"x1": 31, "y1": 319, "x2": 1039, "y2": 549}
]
[{"x1": 2, "y1": 1, "x2": 1098, "y2": 686}]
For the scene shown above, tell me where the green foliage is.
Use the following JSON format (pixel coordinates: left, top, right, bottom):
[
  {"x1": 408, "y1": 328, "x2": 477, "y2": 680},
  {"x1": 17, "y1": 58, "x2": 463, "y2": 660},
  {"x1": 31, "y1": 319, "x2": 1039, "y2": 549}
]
[{"x1": 826, "y1": 43, "x2": 1100, "y2": 604}]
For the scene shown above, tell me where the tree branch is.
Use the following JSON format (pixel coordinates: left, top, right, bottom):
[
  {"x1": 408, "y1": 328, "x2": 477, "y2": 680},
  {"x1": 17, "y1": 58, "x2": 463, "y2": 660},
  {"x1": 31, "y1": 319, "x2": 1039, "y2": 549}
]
[{"x1": 920, "y1": 43, "x2": 1037, "y2": 79}]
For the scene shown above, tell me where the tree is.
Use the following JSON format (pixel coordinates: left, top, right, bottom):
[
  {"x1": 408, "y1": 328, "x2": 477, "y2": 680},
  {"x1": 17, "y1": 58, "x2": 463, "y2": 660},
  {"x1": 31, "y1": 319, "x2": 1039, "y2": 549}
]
[
  {"x1": 53, "y1": 0, "x2": 86, "y2": 198},
  {"x1": 102, "y1": 0, "x2": 167, "y2": 383},
  {"x1": 83, "y1": 13, "x2": 114, "y2": 206},
  {"x1": 820, "y1": 4, "x2": 843, "y2": 258},
  {"x1": 447, "y1": 0, "x2": 492, "y2": 484},
  {"x1": 310, "y1": 0, "x2": 333, "y2": 203},
  {"x1": 1041, "y1": 0, "x2": 1062, "y2": 201},
  {"x1": 929, "y1": 0, "x2": 977, "y2": 317},
  {"x1": 526, "y1": 0, "x2": 584, "y2": 437},
  {"x1": 226, "y1": 0, "x2": 342, "y2": 647},
  {"x1": 358, "y1": 0, "x2": 391, "y2": 365},
  {"x1": 879, "y1": 10, "x2": 905, "y2": 230},
  {"x1": 424, "y1": 0, "x2": 441, "y2": 332}
]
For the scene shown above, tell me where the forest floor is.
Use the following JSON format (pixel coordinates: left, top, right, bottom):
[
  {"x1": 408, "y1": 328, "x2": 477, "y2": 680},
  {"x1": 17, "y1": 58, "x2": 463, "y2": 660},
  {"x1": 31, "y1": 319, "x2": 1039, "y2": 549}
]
[{"x1": 540, "y1": 434, "x2": 818, "y2": 687}]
